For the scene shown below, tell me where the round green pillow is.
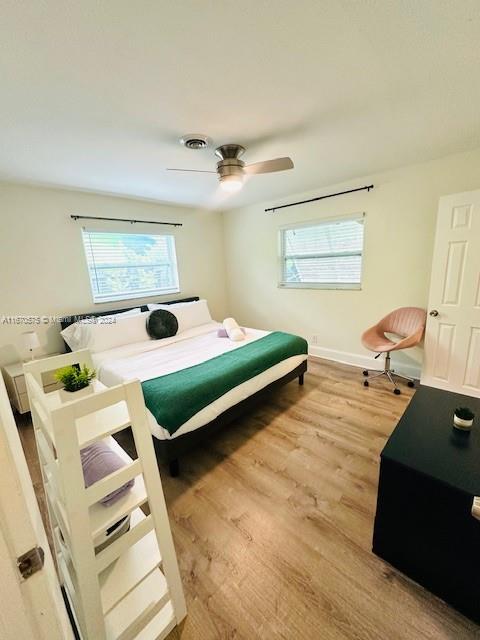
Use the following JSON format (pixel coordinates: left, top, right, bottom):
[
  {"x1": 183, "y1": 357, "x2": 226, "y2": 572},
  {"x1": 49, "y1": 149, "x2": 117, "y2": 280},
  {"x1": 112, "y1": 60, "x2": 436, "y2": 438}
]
[{"x1": 146, "y1": 309, "x2": 178, "y2": 340}]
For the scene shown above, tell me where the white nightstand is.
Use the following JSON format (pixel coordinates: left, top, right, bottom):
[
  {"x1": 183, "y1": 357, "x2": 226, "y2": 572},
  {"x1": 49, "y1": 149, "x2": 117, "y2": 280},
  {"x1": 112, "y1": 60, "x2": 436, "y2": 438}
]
[{"x1": 2, "y1": 356, "x2": 63, "y2": 414}]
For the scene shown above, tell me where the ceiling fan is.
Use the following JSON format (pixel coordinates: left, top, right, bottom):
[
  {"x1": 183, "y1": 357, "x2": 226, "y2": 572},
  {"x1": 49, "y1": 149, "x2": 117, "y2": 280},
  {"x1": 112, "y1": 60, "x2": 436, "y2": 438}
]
[{"x1": 167, "y1": 143, "x2": 294, "y2": 192}]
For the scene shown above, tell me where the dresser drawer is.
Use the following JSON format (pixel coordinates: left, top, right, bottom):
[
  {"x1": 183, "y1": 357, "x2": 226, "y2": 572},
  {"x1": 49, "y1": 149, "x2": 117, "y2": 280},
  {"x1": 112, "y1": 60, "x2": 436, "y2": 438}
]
[
  {"x1": 12, "y1": 391, "x2": 30, "y2": 414},
  {"x1": 3, "y1": 354, "x2": 63, "y2": 416},
  {"x1": 14, "y1": 374, "x2": 27, "y2": 395},
  {"x1": 19, "y1": 392, "x2": 30, "y2": 413}
]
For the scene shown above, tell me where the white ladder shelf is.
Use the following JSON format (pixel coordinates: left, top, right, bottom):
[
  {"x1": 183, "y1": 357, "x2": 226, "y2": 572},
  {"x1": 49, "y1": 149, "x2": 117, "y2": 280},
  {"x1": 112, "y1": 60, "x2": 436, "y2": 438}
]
[{"x1": 24, "y1": 350, "x2": 186, "y2": 640}]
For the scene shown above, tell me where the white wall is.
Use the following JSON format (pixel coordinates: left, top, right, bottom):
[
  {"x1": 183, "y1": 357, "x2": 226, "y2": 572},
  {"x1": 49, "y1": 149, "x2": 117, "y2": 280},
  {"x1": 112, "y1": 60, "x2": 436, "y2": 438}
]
[
  {"x1": 0, "y1": 183, "x2": 228, "y2": 365},
  {"x1": 222, "y1": 148, "x2": 480, "y2": 376}
]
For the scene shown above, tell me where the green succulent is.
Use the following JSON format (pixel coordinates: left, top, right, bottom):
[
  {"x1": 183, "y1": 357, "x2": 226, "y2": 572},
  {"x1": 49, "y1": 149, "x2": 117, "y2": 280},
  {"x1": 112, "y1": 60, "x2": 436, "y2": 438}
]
[{"x1": 55, "y1": 365, "x2": 96, "y2": 392}]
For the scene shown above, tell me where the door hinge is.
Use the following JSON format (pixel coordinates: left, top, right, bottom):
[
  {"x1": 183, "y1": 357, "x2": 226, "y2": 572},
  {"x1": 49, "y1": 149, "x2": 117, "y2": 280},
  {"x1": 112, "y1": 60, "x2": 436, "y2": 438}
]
[{"x1": 17, "y1": 546, "x2": 45, "y2": 580}]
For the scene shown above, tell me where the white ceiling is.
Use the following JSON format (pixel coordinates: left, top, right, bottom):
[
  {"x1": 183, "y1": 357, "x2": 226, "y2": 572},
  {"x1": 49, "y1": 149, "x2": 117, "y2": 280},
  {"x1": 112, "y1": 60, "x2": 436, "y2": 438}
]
[{"x1": 1, "y1": 1, "x2": 479, "y2": 210}]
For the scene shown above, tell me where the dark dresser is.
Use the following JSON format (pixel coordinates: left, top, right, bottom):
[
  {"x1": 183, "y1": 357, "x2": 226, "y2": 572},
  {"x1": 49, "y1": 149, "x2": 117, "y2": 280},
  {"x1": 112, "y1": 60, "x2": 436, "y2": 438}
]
[{"x1": 373, "y1": 385, "x2": 480, "y2": 622}]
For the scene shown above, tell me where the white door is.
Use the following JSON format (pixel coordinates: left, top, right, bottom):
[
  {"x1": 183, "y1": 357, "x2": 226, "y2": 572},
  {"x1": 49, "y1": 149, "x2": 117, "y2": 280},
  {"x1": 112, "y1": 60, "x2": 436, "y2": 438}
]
[
  {"x1": 422, "y1": 189, "x2": 480, "y2": 396},
  {"x1": 0, "y1": 372, "x2": 74, "y2": 640}
]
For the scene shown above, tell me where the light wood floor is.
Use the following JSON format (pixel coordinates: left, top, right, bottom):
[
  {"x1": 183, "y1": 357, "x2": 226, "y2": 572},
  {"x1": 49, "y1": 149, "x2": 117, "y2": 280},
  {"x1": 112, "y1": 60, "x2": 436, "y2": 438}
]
[{"x1": 18, "y1": 358, "x2": 479, "y2": 639}]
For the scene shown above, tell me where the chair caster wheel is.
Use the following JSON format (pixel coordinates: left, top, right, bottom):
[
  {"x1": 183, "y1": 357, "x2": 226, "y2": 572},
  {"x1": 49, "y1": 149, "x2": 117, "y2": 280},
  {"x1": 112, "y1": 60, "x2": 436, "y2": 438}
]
[
  {"x1": 363, "y1": 380, "x2": 369, "y2": 387},
  {"x1": 407, "y1": 380, "x2": 415, "y2": 388},
  {"x1": 393, "y1": 388, "x2": 401, "y2": 395},
  {"x1": 362, "y1": 370, "x2": 369, "y2": 376}
]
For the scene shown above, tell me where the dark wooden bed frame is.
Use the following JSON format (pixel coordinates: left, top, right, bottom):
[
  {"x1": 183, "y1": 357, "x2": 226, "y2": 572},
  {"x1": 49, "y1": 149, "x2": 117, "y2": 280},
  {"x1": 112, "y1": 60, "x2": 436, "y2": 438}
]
[{"x1": 60, "y1": 297, "x2": 307, "y2": 476}]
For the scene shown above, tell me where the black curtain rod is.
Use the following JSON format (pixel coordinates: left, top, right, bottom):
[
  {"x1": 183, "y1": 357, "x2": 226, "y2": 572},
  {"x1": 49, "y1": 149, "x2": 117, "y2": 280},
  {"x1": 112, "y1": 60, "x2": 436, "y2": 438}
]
[
  {"x1": 265, "y1": 184, "x2": 374, "y2": 213},
  {"x1": 70, "y1": 214, "x2": 182, "y2": 227}
]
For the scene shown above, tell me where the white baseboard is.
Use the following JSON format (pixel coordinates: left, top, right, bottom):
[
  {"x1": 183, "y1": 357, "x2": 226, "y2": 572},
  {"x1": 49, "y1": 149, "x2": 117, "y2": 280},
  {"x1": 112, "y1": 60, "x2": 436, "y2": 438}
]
[{"x1": 308, "y1": 345, "x2": 422, "y2": 379}]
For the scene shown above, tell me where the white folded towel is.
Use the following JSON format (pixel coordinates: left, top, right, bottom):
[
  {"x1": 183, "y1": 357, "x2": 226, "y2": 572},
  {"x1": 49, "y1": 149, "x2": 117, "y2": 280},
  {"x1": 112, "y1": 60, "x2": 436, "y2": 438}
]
[{"x1": 223, "y1": 317, "x2": 245, "y2": 342}]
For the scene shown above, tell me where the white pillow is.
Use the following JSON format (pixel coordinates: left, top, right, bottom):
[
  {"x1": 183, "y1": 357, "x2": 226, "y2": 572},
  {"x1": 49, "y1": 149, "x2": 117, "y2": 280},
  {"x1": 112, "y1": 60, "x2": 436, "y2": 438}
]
[
  {"x1": 147, "y1": 299, "x2": 212, "y2": 334},
  {"x1": 61, "y1": 323, "x2": 84, "y2": 351},
  {"x1": 61, "y1": 307, "x2": 141, "y2": 351},
  {"x1": 61, "y1": 310, "x2": 148, "y2": 352},
  {"x1": 94, "y1": 307, "x2": 141, "y2": 323}
]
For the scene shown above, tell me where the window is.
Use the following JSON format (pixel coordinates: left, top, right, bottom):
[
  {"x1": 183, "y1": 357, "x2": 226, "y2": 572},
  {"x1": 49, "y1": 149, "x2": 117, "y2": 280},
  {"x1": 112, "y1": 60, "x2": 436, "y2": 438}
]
[
  {"x1": 279, "y1": 214, "x2": 364, "y2": 289},
  {"x1": 82, "y1": 230, "x2": 180, "y2": 303}
]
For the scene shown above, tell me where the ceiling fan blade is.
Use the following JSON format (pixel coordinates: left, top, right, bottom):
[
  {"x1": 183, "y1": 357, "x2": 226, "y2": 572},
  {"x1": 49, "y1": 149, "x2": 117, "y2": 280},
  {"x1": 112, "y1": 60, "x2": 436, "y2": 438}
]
[
  {"x1": 166, "y1": 168, "x2": 216, "y2": 173},
  {"x1": 244, "y1": 157, "x2": 294, "y2": 175}
]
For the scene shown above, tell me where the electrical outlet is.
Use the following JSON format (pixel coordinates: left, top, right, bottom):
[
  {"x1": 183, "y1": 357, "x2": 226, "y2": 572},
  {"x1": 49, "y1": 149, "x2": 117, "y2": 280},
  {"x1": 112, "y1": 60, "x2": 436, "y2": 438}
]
[{"x1": 311, "y1": 335, "x2": 319, "y2": 345}]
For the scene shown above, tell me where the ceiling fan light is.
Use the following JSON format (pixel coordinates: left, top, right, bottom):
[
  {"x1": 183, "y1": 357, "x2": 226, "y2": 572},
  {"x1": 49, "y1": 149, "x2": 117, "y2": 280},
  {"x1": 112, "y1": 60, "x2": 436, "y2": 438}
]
[{"x1": 219, "y1": 174, "x2": 243, "y2": 192}]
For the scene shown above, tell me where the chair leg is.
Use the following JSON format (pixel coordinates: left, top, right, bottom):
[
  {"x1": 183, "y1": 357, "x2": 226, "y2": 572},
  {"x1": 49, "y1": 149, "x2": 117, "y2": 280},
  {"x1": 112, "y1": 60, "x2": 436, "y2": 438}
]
[
  {"x1": 363, "y1": 348, "x2": 417, "y2": 393},
  {"x1": 386, "y1": 371, "x2": 401, "y2": 395},
  {"x1": 392, "y1": 371, "x2": 416, "y2": 384},
  {"x1": 363, "y1": 351, "x2": 405, "y2": 394},
  {"x1": 299, "y1": 373, "x2": 304, "y2": 386},
  {"x1": 362, "y1": 368, "x2": 384, "y2": 376},
  {"x1": 368, "y1": 370, "x2": 386, "y2": 380}
]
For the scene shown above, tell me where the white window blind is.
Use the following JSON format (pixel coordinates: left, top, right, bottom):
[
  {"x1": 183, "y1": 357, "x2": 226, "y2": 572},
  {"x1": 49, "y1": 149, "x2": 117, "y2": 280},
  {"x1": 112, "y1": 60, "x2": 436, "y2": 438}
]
[
  {"x1": 279, "y1": 215, "x2": 364, "y2": 289},
  {"x1": 82, "y1": 230, "x2": 180, "y2": 303}
]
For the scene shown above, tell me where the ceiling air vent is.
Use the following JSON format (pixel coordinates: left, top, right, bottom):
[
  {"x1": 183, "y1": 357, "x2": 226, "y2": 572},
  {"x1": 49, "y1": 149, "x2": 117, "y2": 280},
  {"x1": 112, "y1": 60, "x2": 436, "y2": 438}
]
[{"x1": 179, "y1": 134, "x2": 210, "y2": 150}]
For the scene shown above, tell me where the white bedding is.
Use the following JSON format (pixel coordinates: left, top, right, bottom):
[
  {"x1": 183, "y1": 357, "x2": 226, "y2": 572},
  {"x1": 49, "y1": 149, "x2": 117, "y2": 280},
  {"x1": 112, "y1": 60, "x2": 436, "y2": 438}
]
[{"x1": 92, "y1": 322, "x2": 306, "y2": 440}]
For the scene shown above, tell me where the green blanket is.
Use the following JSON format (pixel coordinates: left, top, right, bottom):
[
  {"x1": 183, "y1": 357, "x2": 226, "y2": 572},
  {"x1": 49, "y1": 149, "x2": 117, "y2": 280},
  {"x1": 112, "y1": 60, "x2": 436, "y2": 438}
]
[{"x1": 142, "y1": 331, "x2": 307, "y2": 435}]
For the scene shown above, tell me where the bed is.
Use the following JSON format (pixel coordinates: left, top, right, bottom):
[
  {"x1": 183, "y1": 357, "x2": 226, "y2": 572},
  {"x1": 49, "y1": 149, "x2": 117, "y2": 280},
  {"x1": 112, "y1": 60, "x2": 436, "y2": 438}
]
[{"x1": 60, "y1": 297, "x2": 308, "y2": 476}]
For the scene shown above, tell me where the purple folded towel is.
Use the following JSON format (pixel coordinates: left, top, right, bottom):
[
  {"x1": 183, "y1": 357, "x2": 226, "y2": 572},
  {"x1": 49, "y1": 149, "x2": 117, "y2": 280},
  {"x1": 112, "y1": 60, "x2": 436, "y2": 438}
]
[
  {"x1": 80, "y1": 441, "x2": 134, "y2": 507},
  {"x1": 217, "y1": 327, "x2": 246, "y2": 338}
]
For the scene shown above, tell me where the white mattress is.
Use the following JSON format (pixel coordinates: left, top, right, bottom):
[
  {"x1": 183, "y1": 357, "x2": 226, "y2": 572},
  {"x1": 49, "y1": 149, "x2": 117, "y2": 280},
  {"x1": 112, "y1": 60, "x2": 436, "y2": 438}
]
[{"x1": 92, "y1": 322, "x2": 306, "y2": 440}]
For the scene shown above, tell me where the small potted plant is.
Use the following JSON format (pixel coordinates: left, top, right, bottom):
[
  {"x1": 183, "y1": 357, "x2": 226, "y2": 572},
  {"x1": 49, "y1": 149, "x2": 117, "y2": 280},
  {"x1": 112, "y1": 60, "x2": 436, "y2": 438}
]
[
  {"x1": 453, "y1": 406, "x2": 475, "y2": 431},
  {"x1": 55, "y1": 365, "x2": 96, "y2": 402}
]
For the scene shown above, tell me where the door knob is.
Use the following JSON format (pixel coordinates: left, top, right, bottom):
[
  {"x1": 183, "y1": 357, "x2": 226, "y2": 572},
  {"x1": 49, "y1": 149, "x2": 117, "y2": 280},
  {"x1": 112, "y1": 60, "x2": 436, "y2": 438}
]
[{"x1": 429, "y1": 309, "x2": 439, "y2": 317}]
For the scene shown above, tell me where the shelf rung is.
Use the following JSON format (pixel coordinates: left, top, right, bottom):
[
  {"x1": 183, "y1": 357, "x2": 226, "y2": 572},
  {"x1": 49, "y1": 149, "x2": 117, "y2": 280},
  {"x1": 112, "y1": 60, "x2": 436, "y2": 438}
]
[
  {"x1": 44, "y1": 463, "x2": 64, "y2": 504},
  {"x1": 77, "y1": 412, "x2": 131, "y2": 449},
  {"x1": 99, "y1": 510, "x2": 163, "y2": 615},
  {"x1": 31, "y1": 397, "x2": 55, "y2": 445},
  {"x1": 105, "y1": 561, "x2": 162, "y2": 617},
  {"x1": 53, "y1": 525, "x2": 73, "y2": 568},
  {"x1": 135, "y1": 601, "x2": 177, "y2": 640},
  {"x1": 65, "y1": 384, "x2": 127, "y2": 418},
  {"x1": 45, "y1": 481, "x2": 71, "y2": 548},
  {"x1": 135, "y1": 602, "x2": 176, "y2": 640},
  {"x1": 105, "y1": 570, "x2": 170, "y2": 640},
  {"x1": 85, "y1": 459, "x2": 142, "y2": 507},
  {"x1": 36, "y1": 427, "x2": 55, "y2": 466},
  {"x1": 89, "y1": 473, "x2": 148, "y2": 540},
  {"x1": 96, "y1": 513, "x2": 154, "y2": 574},
  {"x1": 119, "y1": 591, "x2": 170, "y2": 640},
  {"x1": 38, "y1": 448, "x2": 64, "y2": 503}
]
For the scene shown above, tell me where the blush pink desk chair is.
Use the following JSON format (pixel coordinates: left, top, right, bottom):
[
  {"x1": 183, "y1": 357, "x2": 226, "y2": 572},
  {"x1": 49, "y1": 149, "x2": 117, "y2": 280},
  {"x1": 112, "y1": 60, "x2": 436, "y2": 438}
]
[{"x1": 361, "y1": 307, "x2": 426, "y2": 395}]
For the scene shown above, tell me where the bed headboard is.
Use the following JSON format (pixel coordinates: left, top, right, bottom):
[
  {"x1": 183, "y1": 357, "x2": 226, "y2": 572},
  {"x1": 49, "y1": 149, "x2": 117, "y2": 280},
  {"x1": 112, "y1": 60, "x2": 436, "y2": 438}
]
[{"x1": 59, "y1": 296, "x2": 200, "y2": 351}]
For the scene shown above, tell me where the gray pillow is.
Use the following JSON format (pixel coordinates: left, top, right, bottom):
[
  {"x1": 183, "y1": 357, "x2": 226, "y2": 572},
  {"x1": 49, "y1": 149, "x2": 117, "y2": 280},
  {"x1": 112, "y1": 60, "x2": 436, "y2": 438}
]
[{"x1": 146, "y1": 309, "x2": 178, "y2": 340}]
